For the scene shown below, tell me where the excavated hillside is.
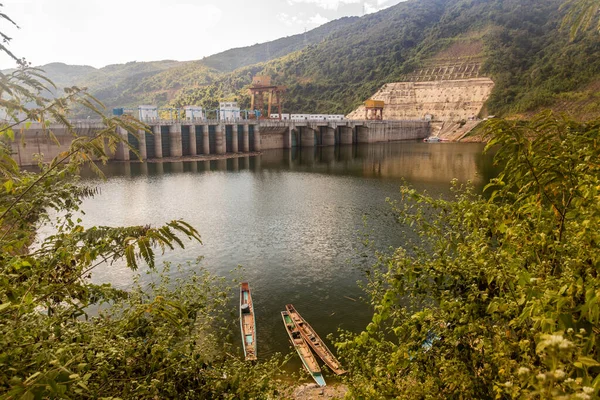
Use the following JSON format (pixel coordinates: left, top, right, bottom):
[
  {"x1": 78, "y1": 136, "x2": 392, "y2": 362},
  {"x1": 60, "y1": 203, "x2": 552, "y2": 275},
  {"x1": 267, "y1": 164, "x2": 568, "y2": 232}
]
[
  {"x1": 347, "y1": 37, "x2": 495, "y2": 140},
  {"x1": 346, "y1": 78, "x2": 494, "y2": 140},
  {"x1": 347, "y1": 78, "x2": 494, "y2": 120}
]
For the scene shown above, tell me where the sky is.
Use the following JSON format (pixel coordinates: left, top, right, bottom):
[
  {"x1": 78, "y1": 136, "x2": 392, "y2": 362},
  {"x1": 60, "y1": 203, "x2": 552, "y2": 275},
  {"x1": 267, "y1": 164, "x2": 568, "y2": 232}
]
[{"x1": 0, "y1": 0, "x2": 403, "y2": 70}]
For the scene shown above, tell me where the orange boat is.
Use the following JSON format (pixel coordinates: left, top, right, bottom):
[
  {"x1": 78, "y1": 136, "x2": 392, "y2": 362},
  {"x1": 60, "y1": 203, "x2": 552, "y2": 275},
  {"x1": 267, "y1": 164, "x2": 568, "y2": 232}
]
[
  {"x1": 240, "y1": 282, "x2": 257, "y2": 361},
  {"x1": 285, "y1": 304, "x2": 346, "y2": 375}
]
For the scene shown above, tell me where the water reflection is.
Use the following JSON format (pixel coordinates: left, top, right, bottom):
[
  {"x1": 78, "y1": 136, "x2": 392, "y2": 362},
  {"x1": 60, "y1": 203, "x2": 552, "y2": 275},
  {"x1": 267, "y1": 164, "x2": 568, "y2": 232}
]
[
  {"x1": 78, "y1": 142, "x2": 496, "y2": 367},
  {"x1": 90, "y1": 142, "x2": 493, "y2": 187}
]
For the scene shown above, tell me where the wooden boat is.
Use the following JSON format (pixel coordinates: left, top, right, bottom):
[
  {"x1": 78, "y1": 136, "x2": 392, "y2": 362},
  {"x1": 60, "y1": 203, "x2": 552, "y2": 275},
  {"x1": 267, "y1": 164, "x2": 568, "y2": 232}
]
[
  {"x1": 285, "y1": 304, "x2": 346, "y2": 375},
  {"x1": 240, "y1": 282, "x2": 257, "y2": 361},
  {"x1": 281, "y1": 311, "x2": 326, "y2": 387}
]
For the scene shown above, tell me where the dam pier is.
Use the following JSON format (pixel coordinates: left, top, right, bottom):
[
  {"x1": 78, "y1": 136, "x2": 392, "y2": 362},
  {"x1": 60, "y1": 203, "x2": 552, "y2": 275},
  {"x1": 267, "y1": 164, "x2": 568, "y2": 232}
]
[{"x1": 10, "y1": 119, "x2": 429, "y2": 166}]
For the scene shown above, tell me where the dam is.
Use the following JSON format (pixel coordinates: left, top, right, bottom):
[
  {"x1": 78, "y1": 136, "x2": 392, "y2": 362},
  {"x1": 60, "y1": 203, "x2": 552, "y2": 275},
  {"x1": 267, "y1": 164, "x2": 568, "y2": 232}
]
[{"x1": 9, "y1": 119, "x2": 430, "y2": 166}]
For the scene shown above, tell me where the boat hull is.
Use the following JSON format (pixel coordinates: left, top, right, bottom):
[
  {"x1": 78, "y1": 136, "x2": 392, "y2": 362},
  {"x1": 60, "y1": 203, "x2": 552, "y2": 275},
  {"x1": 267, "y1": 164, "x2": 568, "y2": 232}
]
[
  {"x1": 286, "y1": 304, "x2": 346, "y2": 375},
  {"x1": 281, "y1": 311, "x2": 326, "y2": 387},
  {"x1": 240, "y1": 282, "x2": 257, "y2": 361}
]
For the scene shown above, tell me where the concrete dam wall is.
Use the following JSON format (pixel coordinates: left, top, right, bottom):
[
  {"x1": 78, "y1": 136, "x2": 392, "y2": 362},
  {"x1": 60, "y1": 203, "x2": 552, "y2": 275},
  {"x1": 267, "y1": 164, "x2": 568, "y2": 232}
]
[
  {"x1": 8, "y1": 120, "x2": 430, "y2": 166},
  {"x1": 8, "y1": 122, "x2": 106, "y2": 166}
]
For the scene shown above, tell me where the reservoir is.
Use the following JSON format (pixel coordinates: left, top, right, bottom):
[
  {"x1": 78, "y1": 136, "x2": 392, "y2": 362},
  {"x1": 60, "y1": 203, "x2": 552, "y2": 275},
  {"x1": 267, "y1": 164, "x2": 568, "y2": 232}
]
[{"x1": 77, "y1": 142, "x2": 495, "y2": 366}]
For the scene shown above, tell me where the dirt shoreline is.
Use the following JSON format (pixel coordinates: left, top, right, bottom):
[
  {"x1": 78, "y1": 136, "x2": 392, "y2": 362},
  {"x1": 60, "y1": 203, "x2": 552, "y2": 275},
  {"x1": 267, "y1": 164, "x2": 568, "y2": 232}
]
[{"x1": 291, "y1": 383, "x2": 348, "y2": 399}]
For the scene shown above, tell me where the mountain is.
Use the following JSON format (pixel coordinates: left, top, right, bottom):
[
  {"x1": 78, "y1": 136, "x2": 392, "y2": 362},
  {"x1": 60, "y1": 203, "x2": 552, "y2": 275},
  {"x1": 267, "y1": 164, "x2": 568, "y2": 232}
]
[
  {"x1": 172, "y1": 0, "x2": 600, "y2": 119},
  {"x1": 84, "y1": 61, "x2": 221, "y2": 111},
  {"x1": 19, "y1": 0, "x2": 600, "y2": 119},
  {"x1": 17, "y1": 17, "x2": 356, "y2": 115},
  {"x1": 32, "y1": 63, "x2": 97, "y2": 91},
  {"x1": 5, "y1": 60, "x2": 184, "y2": 111},
  {"x1": 200, "y1": 16, "x2": 358, "y2": 72}
]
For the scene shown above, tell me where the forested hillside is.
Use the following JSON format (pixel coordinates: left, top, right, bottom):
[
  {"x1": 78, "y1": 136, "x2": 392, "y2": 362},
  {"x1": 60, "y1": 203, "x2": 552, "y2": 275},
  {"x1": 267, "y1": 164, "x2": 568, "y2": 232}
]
[
  {"x1": 172, "y1": 0, "x2": 600, "y2": 119},
  {"x1": 23, "y1": 0, "x2": 600, "y2": 119},
  {"x1": 199, "y1": 16, "x2": 358, "y2": 72},
  {"x1": 6, "y1": 60, "x2": 182, "y2": 111},
  {"x1": 173, "y1": 0, "x2": 449, "y2": 113},
  {"x1": 21, "y1": 17, "x2": 355, "y2": 115}
]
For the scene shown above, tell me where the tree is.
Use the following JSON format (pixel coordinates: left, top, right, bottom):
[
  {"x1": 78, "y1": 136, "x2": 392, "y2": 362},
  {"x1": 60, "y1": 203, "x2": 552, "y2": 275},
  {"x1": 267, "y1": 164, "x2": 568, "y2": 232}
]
[
  {"x1": 337, "y1": 112, "x2": 600, "y2": 399},
  {"x1": 561, "y1": 0, "x2": 600, "y2": 40},
  {"x1": 0, "y1": 7, "x2": 284, "y2": 398}
]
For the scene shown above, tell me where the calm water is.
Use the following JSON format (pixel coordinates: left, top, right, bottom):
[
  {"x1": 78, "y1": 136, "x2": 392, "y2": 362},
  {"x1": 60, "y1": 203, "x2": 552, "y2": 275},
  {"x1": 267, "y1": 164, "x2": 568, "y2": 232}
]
[{"x1": 76, "y1": 142, "x2": 495, "y2": 370}]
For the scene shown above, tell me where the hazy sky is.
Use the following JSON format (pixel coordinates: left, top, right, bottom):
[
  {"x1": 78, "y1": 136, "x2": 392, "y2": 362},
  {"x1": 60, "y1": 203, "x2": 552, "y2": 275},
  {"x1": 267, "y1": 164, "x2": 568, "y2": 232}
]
[{"x1": 0, "y1": 0, "x2": 402, "y2": 69}]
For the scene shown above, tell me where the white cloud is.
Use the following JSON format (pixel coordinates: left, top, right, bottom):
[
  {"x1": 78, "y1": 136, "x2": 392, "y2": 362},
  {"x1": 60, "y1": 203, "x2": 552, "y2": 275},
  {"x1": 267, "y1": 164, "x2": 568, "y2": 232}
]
[
  {"x1": 287, "y1": 0, "x2": 361, "y2": 11},
  {"x1": 278, "y1": 12, "x2": 329, "y2": 26},
  {"x1": 364, "y1": 3, "x2": 380, "y2": 14},
  {"x1": 278, "y1": 12, "x2": 301, "y2": 26},
  {"x1": 286, "y1": 0, "x2": 397, "y2": 14},
  {"x1": 364, "y1": 0, "x2": 393, "y2": 14},
  {"x1": 309, "y1": 13, "x2": 330, "y2": 24}
]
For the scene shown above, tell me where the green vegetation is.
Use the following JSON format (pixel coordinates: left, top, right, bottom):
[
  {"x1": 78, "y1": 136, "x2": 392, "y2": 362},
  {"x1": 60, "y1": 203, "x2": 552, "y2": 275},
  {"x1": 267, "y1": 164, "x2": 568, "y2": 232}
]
[
  {"x1": 89, "y1": 61, "x2": 222, "y2": 112},
  {"x1": 0, "y1": 12, "x2": 285, "y2": 399},
  {"x1": 336, "y1": 112, "x2": 600, "y2": 398},
  {"x1": 173, "y1": 0, "x2": 449, "y2": 114},
  {"x1": 176, "y1": 0, "x2": 600, "y2": 119},
  {"x1": 561, "y1": 0, "x2": 600, "y2": 40},
  {"x1": 26, "y1": 0, "x2": 600, "y2": 120},
  {"x1": 199, "y1": 16, "x2": 358, "y2": 72},
  {"x1": 483, "y1": 0, "x2": 600, "y2": 116},
  {"x1": 1, "y1": 1, "x2": 599, "y2": 399},
  {"x1": 19, "y1": 16, "x2": 354, "y2": 115}
]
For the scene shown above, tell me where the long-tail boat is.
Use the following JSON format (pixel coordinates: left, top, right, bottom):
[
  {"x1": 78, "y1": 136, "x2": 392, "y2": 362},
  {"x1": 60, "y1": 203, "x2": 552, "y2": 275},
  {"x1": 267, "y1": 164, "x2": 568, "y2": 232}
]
[
  {"x1": 281, "y1": 311, "x2": 326, "y2": 387},
  {"x1": 240, "y1": 282, "x2": 257, "y2": 361},
  {"x1": 285, "y1": 304, "x2": 346, "y2": 375}
]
